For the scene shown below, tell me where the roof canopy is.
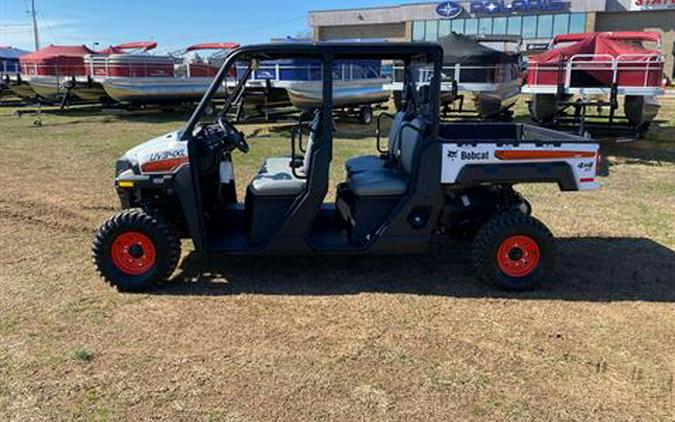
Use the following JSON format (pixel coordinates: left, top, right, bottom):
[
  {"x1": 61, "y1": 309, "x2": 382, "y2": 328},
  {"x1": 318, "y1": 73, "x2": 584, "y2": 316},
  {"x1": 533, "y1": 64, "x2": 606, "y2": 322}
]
[
  {"x1": 99, "y1": 41, "x2": 158, "y2": 54},
  {"x1": 535, "y1": 33, "x2": 662, "y2": 64},
  {"x1": 437, "y1": 33, "x2": 518, "y2": 65},
  {"x1": 186, "y1": 42, "x2": 240, "y2": 52},
  {"x1": 230, "y1": 42, "x2": 443, "y2": 62},
  {"x1": 0, "y1": 47, "x2": 30, "y2": 59},
  {"x1": 553, "y1": 32, "x2": 662, "y2": 45},
  {"x1": 21, "y1": 45, "x2": 97, "y2": 62}
]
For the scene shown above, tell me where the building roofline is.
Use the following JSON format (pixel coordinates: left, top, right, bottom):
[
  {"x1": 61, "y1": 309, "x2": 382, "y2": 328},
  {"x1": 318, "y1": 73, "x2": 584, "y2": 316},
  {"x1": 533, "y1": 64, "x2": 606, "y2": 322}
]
[{"x1": 308, "y1": 1, "x2": 434, "y2": 15}]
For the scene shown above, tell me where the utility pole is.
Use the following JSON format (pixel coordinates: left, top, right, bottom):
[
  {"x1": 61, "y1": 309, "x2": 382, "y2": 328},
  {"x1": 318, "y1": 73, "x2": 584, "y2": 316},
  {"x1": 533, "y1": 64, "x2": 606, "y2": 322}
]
[{"x1": 31, "y1": 0, "x2": 40, "y2": 50}]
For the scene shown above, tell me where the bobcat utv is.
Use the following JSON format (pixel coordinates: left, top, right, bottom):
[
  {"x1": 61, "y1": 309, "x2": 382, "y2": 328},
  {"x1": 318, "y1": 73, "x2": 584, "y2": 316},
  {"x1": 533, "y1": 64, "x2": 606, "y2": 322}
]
[{"x1": 93, "y1": 42, "x2": 601, "y2": 292}]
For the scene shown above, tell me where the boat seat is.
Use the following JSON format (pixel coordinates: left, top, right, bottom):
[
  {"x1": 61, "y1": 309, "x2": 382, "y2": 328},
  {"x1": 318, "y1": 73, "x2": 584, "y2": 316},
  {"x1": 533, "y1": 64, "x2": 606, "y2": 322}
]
[
  {"x1": 347, "y1": 119, "x2": 423, "y2": 197},
  {"x1": 248, "y1": 112, "x2": 321, "y2": 197},
  {"x1": 345, "y1": 111, "x2": 408, "y2": 175}
]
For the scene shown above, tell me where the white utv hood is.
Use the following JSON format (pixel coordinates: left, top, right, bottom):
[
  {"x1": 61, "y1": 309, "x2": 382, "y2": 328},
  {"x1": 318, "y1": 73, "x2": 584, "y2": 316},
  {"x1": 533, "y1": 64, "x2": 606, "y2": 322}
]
[{"x1": 120, "y1": 130, "x2": 189, "y2": 175}]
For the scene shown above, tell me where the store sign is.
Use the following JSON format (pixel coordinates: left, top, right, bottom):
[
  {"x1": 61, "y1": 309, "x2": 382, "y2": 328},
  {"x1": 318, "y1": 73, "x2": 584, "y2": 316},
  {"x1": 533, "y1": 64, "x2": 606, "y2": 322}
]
[
  {"x1": 470, "y1": 0, "x2": 569, "y2": 14},
  {"x1": 631, "y1": 0, "x2": 675, "y2": 11},
  {"x1": 436, "y1": 1, "x2": 464, "y2": 19}
]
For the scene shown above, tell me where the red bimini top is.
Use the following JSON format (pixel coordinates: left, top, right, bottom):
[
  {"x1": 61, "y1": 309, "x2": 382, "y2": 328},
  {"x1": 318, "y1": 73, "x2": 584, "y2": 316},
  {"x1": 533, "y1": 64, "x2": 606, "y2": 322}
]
[
  {"x1": 534, "y1": 32, "x2": 662, "y2": 65},
  {"x1": 20, "y1": 45, "x2": 97, "y2": 76},
  {"x1": 553, "y1": 32, "x2": 662, "y2": 46},
  {"x1": 98, "y1": 41, "x2": 158, "y2": 55},
  {"x1": 186, "y1": 42, "x2": 240, "y2": 52}
]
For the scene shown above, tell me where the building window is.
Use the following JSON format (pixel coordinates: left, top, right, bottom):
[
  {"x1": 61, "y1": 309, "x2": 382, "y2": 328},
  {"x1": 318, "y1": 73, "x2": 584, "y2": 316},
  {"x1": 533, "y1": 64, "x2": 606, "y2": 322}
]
[
  {"x1": 479, "y1": 18, "x2": 493, "y2": 35},
  {"x1": 507, "y1": 16, "x2": 522, "y2": 36},
  {"x1": 413, "y1": 21, "x2": 425, "y2": 41},
  {"x1": 493, "y1": 17, "x2": 507, "y2": 35},
  {"x1": 452, "y1": 19, "x2": 464, "y2": 34},
  {"x1": 465, "y1": 19, "x2": 478, "y2": 35},
  {"x1": 522, "y1": 15, "x2": 537, "y2": 39},
  {"x1": 552, "y1": 13, "x2": 569, "y2": 37},
  {"x1": 537, "y1": 15, "x2": 553, "y2": 38},
  {"x1": 425, "y1": 20, "x2": 439, "y2": 41},
  {"x1": 439, "y1": 20, "x2": 452, "y2": 38},
  {"x1": 569, "y1": 13, "x2": 586, "y2": 34}
]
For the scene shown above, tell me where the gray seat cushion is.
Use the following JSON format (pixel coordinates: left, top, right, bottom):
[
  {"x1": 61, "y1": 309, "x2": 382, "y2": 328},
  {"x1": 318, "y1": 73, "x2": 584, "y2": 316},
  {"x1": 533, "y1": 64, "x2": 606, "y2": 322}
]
[
  {"x1": 248, "y1": 111, "x2": 321, "y2": 197},
  {"x1": 349, "y1": 170, "x2": 408, "y2": 197},
  {"x1": 249, "y1": 161, "x2": 306, "y2": 196},
  {"x1": 262, "y1": 157, "x2": 301, "y2": 175},
  {"x1": 345, "y1": 155, "x2": 385, "y2": 175}
]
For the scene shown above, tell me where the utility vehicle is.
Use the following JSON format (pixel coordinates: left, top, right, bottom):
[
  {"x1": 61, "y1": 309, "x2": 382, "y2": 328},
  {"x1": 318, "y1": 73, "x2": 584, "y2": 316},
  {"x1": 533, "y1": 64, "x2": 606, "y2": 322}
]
[{"x1": 93, "y1": 42, "x2": 601, "y2": 292}]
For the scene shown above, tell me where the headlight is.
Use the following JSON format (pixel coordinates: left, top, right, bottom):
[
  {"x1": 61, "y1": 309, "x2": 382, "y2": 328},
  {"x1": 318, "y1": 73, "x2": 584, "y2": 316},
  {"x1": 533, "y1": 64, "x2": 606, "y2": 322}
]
[{"x1": 115, "y1": 157, "x2": 132, "y2": 177}]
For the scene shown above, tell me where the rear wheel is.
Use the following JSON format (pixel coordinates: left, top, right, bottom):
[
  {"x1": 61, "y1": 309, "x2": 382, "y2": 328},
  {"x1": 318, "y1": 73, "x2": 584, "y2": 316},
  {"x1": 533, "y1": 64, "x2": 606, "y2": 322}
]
[
  {"x1": 92, "y1": 209, "x2": 181, "y2": 292},
  {"x1": 472, "y1": 212, "x2": 555, "y2": 291}
]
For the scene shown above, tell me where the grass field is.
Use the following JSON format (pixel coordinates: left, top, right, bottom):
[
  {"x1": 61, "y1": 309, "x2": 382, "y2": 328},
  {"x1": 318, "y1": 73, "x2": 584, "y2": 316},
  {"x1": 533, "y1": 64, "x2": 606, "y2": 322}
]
[{"x1": 1, "y1": 98, "x2": 674, "y2": 421}]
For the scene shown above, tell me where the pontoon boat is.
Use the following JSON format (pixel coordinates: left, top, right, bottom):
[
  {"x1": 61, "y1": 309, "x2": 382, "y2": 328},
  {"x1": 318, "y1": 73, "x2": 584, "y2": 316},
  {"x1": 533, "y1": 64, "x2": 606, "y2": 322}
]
[
  {"x1": 388, "y1": 33, "x2": 522, "y2": 120},
  {"x1": 231, "y1": 58, "x2": 391, "y2": 121},
  {"x1": 1, "y1": 46, "x2": 29, "y2": 99},
  {"x1": 96, "y1": 42, "x2": 239, "y2": 105},
  {"x1": 523, "y1": 32, "x2": 665, "y2": 131}
]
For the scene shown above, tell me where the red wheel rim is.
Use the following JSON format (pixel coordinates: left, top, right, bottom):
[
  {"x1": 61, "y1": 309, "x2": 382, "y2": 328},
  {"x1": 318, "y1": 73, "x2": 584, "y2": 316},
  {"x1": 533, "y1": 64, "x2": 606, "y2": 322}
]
[
  {"x1": 111, "y1": 232, "x2": 156, "y2": 275},
  {"x1": 496, "y1": 235, "x2": 541, "y2": 278}
]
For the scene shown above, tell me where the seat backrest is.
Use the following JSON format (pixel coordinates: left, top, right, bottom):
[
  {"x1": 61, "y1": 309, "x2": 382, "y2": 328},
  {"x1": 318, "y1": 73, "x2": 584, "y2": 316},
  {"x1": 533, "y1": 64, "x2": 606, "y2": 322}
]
[
  {"x1": 398, "y1": 119, "x2": 424, "y2": 175},
  {"x1": 387, "y1": 111, "x2": 412, "y2": 159},
  {"x1": 303, "y1": 111, "x2": 323, "y2": 176}
]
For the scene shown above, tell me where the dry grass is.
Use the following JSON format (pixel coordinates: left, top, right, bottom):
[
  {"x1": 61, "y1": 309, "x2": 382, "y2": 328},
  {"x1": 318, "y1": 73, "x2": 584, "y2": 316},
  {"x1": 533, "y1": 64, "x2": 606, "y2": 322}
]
[{"x1": 0, "y1": 99, "x2": 674, "y2": 421}]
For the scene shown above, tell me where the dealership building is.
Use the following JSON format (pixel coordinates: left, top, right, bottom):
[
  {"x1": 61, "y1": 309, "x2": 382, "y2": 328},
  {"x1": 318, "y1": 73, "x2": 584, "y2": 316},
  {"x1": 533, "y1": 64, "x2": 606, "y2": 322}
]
[{"x1": 309, "y1": 0, "x2": 675, "y2": 79}]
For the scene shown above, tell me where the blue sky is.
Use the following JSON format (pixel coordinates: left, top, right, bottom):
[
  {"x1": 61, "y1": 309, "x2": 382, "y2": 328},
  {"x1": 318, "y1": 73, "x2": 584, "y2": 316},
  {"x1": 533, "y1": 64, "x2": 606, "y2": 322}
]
[{"x1": 0, "y1": 0, "x2": 415, "y2": 52}]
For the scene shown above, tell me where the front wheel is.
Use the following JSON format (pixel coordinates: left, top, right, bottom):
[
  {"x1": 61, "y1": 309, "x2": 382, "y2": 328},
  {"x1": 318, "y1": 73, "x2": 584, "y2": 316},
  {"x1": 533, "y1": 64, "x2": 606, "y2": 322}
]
[
  {"x1": 92, "y1": 209, "x2": 181, "y2": 292},
  {"x1": 472, "y1": 212, "x2": 555, "y2": 291}
]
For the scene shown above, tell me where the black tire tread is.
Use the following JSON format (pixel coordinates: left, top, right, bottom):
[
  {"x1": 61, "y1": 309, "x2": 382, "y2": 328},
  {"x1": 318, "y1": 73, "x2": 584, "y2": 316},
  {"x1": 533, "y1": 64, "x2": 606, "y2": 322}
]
[
  {"x1": 92, "y1": 209, "x2": 181, "y2": 291},
  {"x1": 472, "y1": 211, "x2": 555, "y2": 291}
]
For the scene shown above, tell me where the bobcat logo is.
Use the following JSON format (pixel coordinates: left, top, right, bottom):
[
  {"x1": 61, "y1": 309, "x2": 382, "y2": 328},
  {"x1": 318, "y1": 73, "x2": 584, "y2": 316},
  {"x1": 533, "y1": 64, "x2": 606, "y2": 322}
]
[{"x1": 447, "y1": 150, "x2": 458, "y2": 159}]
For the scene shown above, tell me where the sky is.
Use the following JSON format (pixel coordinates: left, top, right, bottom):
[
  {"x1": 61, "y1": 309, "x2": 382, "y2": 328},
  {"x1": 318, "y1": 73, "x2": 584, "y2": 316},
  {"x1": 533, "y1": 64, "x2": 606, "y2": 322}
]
[{"x1": 0, "y1": 0, "x2": 416, "y2": 52}]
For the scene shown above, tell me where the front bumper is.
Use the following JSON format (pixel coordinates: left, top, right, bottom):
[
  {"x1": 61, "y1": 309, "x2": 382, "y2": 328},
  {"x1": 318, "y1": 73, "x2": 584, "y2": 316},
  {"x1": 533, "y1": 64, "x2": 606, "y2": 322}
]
[{"x1": 115, "y1": 169, "x2": 175, "y2": 208}]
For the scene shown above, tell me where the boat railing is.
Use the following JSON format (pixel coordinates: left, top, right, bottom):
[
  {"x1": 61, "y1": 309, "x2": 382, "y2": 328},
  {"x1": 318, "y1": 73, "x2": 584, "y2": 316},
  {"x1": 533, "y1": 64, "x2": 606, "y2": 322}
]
[
  {"x1": 20, "y1": 63, "x2": 89, "y2": 77},
  {"x1": 1, "y1": 59, "x2": 20, "y2": 75},
  {"x1": 241, "y1": 62, "x2": 386, "y2": 83},
  {"x1": 392, "y1": 63, "x2": 519, "y2": 85},
  {"x1": 526, "y1": 53, "x2": 664, "y2": 89},
  {"x1": 84, "y1": 55, "x2": 175, "y2": 78}
]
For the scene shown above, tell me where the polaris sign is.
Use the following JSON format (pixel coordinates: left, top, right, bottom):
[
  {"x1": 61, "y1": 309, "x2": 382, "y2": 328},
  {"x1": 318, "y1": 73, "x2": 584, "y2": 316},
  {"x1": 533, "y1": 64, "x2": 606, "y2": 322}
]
[
  {"x1": 436, "y1": 2, "x2": 464, "y2": 19},
  {"x1": 470, "y1": 0, "x2": 569, "y2": 14}
]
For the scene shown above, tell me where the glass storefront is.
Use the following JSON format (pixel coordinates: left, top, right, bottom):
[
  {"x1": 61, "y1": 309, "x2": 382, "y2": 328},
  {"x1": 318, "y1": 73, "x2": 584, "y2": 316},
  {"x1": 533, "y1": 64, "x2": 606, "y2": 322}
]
[{"x1": 413, "y1": 12, "x2": 587, "y2": 41}]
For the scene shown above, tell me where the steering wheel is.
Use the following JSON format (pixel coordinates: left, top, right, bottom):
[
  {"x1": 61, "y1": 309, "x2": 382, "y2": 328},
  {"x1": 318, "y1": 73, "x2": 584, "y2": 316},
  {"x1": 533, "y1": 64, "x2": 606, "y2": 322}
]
[{"x1": 218, "y1": 117, "x2": 250, "y2": 153}]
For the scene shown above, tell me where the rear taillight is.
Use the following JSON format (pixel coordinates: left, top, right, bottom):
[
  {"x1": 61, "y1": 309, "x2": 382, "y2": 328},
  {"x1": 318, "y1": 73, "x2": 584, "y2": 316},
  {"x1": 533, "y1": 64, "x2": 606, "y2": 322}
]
[{"x1": 596, "y1": 153, "x2": 605, "y2": 176}]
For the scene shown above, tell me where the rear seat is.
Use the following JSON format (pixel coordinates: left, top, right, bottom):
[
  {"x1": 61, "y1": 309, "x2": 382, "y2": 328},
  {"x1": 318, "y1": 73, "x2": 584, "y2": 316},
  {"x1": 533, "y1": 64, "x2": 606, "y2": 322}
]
[
  {"x1": 345, "y1": 111, "x2": 409, "y2": 175},
  {"x1": 347, "y1": 119, "x2": 423, "y2": 197}
]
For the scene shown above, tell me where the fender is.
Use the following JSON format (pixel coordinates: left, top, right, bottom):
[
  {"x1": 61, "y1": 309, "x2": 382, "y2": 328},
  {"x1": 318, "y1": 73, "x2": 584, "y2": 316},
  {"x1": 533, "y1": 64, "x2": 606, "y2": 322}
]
[{"x1": 455, "y1": 162, "x2": 578, "y2": 191}]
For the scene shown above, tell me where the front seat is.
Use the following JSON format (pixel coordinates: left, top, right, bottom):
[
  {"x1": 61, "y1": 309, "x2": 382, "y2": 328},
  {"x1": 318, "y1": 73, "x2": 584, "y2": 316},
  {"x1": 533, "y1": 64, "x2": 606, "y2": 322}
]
[{"x1": 248, "y1": 112, "x2": 322, "y2": 196}]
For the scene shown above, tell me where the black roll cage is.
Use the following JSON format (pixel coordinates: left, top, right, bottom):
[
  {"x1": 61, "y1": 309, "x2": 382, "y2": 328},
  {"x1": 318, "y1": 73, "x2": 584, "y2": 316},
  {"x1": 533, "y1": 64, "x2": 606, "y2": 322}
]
[
  {"x1": 182, "y1": 42, "x2": 444, "y2": 140},
  {"x1": 178, "y1": 42, "x2": 444, "y2": 250}
]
